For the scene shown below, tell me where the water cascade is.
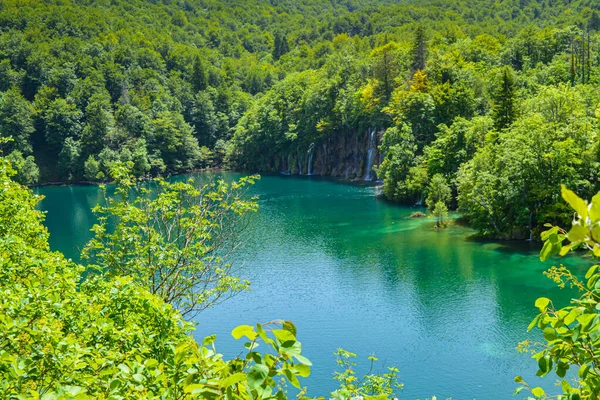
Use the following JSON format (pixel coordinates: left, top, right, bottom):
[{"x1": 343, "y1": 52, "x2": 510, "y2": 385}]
[
  {"x1": 364, "y1": 129, "x2": 377, "y2": 181},
  {"x1": 280, "y1": 156, "x2": 290, "y2": 175},
  {"x1": 297, "y1": 153, "x2": 303, "y2": 175},
  {"x1": 306, "y1": 143, "x2": 315, "y2": 176}
]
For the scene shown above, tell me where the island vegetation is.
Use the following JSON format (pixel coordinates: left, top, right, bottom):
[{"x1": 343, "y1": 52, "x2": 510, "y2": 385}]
[{"x1": 1, "y1": 0, "x2": 600, "y2": 399}]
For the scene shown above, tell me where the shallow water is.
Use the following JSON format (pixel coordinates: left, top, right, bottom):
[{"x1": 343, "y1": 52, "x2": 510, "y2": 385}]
[{"x1": 36, "y1": 173, "x2": 587, "y2": 399}]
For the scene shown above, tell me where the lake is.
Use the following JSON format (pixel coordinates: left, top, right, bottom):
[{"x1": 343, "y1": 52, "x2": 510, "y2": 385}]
[{"x1": 36, "y1": 173, "x2": 585, "y2": 399}]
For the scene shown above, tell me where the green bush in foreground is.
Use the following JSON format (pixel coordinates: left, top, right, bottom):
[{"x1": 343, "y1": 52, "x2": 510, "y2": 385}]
[
  {"x1": 0, "y1": 155, "x2": 310, "y2": 399},
  {"x1": 517, "y1": 186, "x2": 600, "y2": 399}
]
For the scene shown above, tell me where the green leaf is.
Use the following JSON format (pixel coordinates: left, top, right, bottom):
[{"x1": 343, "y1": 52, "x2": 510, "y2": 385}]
[
  {"x1": 538, "y1": 355, "x2": 552, "y2": 374},
  {"x1": 540, "y1": 240, "x2": 553, "y2": 262},
  {"x1": 590, "y1": 193, "x2": 600, "y2": 223},
  {"x1": 592, "y1": 224, "x2": 600, "y2": 242},
  {"x1": 577, "y1": 313, "x2": 595, "y2": 330},
  {"x1": 542, "y1": 327, "x2": 556, "y2": 341},
  {"x1": 283, "y1": 368, "x2": 301, "y2": 388},
  {"x1": 561, "y1": 379, "x2": 571, "y2": 393},
  {"x1": 109, "y1": 379, "x2": 122, "y2": 390},
  {"x1": 541, "y1": 226, "x2": 558, "y2": 241},
  {"x1": 567, "y1": 224, "x2": 587, "y2": 243},
  {"x1": 586, "y1": 265, "x2": 598, "y2": 280},
  {"x1": 513, "y1": 387, "x2": 524, "y2": 395},
  {"x1": 556, "y1": 363, "x2": 568, "y2": 378},
  {"x1": 562, "y1": 185, "x2": 588, "y2": 219},
  {"x1": 184, "y1": 384, "x2": 205, "y2": 394},
  {"x1": 232, "y1": 325, "x2": 257, "y2": 340},
  {"x1": 564, "y1": 308, "x2": 579, "y2": 325},
  {"x1": 220, "y1": 372, "x2": 247, "y2": 388},
  {"x1": 272, "y1": 329, "x2": 296, "y2": 344},
  {"x1": 535, "y1": 297, "x2": 551, "y2": 313},
  {"x1": 247, "y1": 364, "x2": 269, "y2": 389},
  {"x1": 531, "y1": 387, "x2": 546, "y2": 398},
  {"x1": 283, "y1": 321, "x2": 297, "y2": 336},
  {"x1": 293, "y1": 354, "x2": 312, "y2": 366},
  {"x1": 578, "y1": 363, "x2": 590, "y2": 379},
  {"x1": 203, "y1": 334, "x2": 216, "y2": 346},
  {"x1": 294, "y1": 364, "x2": 311, "y2": 378},
  {"x1": 528, "y1": 315, "x2": 540, "y2": 331},
  {"x1": 560, "y1": 244, "x2": 573, "y2": 256},
  {"x1": 514, "y1": 375, "x2": 523, "y2": 383}
]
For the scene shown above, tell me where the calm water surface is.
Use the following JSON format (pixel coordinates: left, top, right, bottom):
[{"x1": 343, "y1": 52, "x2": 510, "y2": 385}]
[{"x1": 36, "y1": 174, "x2": 587, "y2": 400}]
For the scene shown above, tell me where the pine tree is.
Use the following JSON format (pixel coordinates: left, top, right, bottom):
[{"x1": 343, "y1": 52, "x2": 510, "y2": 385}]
[
  {"x1": 492, "y1": 67, "x2": 517, "y2": 131},
  {"x1": 411, "y1": 26, "x2": 427, "y2": 73}
]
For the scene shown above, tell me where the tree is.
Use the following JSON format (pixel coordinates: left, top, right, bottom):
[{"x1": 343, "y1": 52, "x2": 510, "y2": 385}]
[
  {"x1": 42, "y1": 98, "x2": 82, "y2": 153},
  {"x1": 411, "y1": 25, "x2": 427, "y2": 73},
  {"x1": 84, "y1": 154, "x2": 100, "y2": 181},
  {"x1": 426, "y1": 173, "x2": 451, "y2": 210},
  {"x1": 191, "y1": 90, "x2": 219, "y2": 147},
  {"x1": 375, "y1": 124, "x2": 418, "y2": 202},
  {"x1": 130, "y1": 139, "x2": 151, "y2": 176},
  {"x1": 273, "y1": 32, "x2": 290, "y2": 61},
  {"x1": 516, "y1": 186, "x2": 600, "y2": 399},
  {"x1": 148, "y1": 111, "x2": 202, "y2": 172},
  {"x1": 432, "y1": 201, "x2": 449, "y2": 228},
  {"x1": 58, "y1": 137, "x2": 81, "y2": 180},
  {"x1": 492, "y1": 67, "x2": 518, "y2": 130},
  {"x1": 385, "y1": 71, "x2": 437, "y2": 146},
  {"x1": 82, "y1": 163, "x2": 260, "y2": 317},
  {"x1": 6, "y1": 150, "x2": 39, "y2": 185},
  {"x1": 191, "y1": 55, "x2": 208, "y2": 92},
  {"x1": 0, "y1": 89, "x2": 35, "y2": 154},
  {"x1": 81, "y1": 94, "x2": 115, "y2": 157},
  {"x1": 371, "y1": 42, "x2": 399, "y2": 103}
]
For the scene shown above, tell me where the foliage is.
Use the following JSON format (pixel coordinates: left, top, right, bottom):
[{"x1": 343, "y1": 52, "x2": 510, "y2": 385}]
[
  {"x1": 492, "y1": 67, "x2": 518, "y2": 130},
  {"x1": 426, "y1": 174, "x2": 452, "y2": 211},
  {"x1": 432, "y1": 201, "x2": 449, "y2": 229},
  {"x1": 330, "y1": 349, "x2": 403, "y2": 400},
  {"x1": 6, "y1": 150, "x2": 39, "y2": 185},
  {"x1": 82, "y1": 163, "x2": 259, "y2": 317},
  {"x1": 516, "y1": 186, "x2": 600, "y2": 399},
  {"x1": 0, "y1": 0, "x2": 599, "y2": 238},
  {"x1": 0, "y1": 150, "x2": 318, "y2": 399}
]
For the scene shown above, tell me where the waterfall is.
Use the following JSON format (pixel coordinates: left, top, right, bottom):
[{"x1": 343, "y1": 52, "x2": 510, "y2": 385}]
[
  {"x1": 364, "y1": 129, "x2": 377, "y2": 181},
  {"x1": 297, "y1": 154, "x2": 303, "y2": 175},
  {"x1": 415, "y1": 192, "x2": 424, "y2": 206},
  {"x1": 306, "y1": 143, "x2": 315, "y2": 176},
  {"x1": 280, "y1": 155, "x2": 290, "y2": 175}
]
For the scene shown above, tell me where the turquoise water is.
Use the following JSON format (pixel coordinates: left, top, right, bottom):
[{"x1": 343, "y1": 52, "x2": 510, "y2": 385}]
[{"x1": 36, "y1": 174, "x2": 586, "y2": 399}]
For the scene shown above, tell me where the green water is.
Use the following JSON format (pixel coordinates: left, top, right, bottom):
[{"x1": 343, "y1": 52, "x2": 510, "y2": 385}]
[{"x1": 36, "y1": 174, "x2": 587, "y2": 399}]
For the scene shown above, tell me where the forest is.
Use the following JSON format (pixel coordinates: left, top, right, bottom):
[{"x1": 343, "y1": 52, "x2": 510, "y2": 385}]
[
  {"x1": 2, "y1": 0, "x2": 600, "y2": 398},
  {"x1": 0, "y1": 0, "x2": 599, "y2": 239}
]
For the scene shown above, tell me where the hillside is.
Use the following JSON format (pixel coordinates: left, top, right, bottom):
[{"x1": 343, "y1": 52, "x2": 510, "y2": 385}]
[{"x1": 0, "y1": 0, "x2": 598, "y2": 237}]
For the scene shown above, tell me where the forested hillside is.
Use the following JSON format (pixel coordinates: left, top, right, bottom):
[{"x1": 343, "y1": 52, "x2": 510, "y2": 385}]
[
  {"x1": 5, "y1": 1, "x2": 600, "y2": 399},
  {"x1": 0, "y1": 0, "x2": 599, "y2": 239}
]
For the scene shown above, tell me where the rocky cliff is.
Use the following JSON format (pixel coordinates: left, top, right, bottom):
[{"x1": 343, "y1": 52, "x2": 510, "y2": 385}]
[{"x1": 273, "y1": 129, "x2": 383, "y2": 181}]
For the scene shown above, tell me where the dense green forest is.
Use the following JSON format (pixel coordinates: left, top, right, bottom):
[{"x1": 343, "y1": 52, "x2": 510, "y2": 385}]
[{"x1": 1, "y1": 0, "x2": 600, "y2": 239}]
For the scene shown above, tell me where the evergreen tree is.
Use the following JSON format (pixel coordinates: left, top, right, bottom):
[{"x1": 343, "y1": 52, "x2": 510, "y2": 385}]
[
  {"x1": 411, "y1": 26, "x2": 427, "y2": 73},
  {"x1": 492, "y1": 67, "x2": 518, "y2": 131}
]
